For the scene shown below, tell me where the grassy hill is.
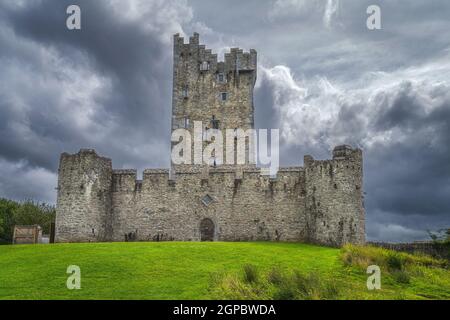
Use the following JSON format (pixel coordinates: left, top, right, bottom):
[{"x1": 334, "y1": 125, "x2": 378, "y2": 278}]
[{"x1": 0, "y1": 242, "x2": 448, "y2": 300}]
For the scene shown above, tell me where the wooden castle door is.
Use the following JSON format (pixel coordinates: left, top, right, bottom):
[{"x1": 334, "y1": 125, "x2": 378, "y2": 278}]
[{"x1": 200, "y1": 218, "x2": 215, "y2": 241}]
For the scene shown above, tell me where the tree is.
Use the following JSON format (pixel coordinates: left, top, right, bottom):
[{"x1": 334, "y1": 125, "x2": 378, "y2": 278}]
[
  {"x1": 0, "y1": 198, "x2": 19, "y2": 243},
  {"x1": 13, "y1": 200, "x2": 55, "y2": 235},
  {"x1": 0, "y1": 198, "x2": 55, "y2": 244},
  {"x1": 427, "y1": 228, "x2": 449, "y2": 243}
]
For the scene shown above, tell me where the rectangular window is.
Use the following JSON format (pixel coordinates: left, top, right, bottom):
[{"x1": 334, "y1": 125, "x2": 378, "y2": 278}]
[
  {"x1": 184, "y1": 117, "x2": 189, "y2": 128},
  {"x1": 221, "y1": 92, "x2": 228, "y2": 101},
  {"x1": 200, "y1": 61, "x2": 210, "y2": 71},
  {"x1": 212, "y1": 119, "x2": 220, "y2": 129},
  {"x1": 217, "y1": 73, "x2": 226, "y2": 83}
]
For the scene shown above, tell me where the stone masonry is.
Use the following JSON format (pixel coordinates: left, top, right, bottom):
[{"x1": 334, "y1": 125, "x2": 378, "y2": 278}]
[{"x1": 55, "y1": 34, "x2": 365, "y2": 246}]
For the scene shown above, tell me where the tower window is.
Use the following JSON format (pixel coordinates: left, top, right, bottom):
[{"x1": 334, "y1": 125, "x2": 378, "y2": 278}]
[
  {"x1": 200, "y1": 61, "x2": 210, "y2": 71},
  {"x1": 184, "y1": 117, "x2": 190, "y2": 129},
  {"x1": 217, "y1": 73, "x2": 226, "y2": 83},
  {"x1": 182, "y1": 86, "x2": 188, "y2": 98},
  {"x1": 220, "y1": 92, "x2": 228, "y2": 101},
  {"x1": 211, "y1": 116, "x2": 219, "y2": 129}
]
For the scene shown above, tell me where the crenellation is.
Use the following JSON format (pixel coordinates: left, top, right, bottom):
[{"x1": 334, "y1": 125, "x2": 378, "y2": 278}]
[{"x1": 189, "y1": 32, "x2": 199, "y2": 45}]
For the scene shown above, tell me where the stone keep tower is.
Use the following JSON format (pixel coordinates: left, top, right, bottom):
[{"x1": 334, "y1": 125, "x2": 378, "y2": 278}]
[
  {"x1": 55, "y1": 33, "x2": 365, "y2": 246},
  {"x1": 55, "y1": 149, "x2": 113, "y2": 242},
  {"x1": 171, "y1": 33, "x2": 257, "y2": 169}
]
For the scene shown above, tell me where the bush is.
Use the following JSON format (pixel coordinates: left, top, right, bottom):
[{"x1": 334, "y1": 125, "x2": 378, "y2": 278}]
[
  {"x1": 386, "y1": 252, "x2": 404, "y2": 271},
  {"x1": 13, "y1": 200, "x2": 55, "y2": 234},
  {"x1": 392, "y1": 270, "x2": 410, "y2": 284},
  {"x1": 0, "y1": 199, "x2": 19, "y2": 243}
]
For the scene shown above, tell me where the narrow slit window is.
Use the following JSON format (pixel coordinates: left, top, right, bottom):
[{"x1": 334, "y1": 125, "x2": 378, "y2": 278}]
[
  {"x1": 211, "y1": 116, "x2": 219, "y2": 129},
  {"x1": 217, "y1": 73, "x2": 226, "y2": 83},
  {"x1": 182, "y1": 86, "x2": 188, "y2": 98}
]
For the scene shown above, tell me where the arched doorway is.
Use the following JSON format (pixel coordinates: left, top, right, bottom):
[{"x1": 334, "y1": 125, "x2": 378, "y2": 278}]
[{"x1": 200, "y1": 218, "x2": 215, "y2": 241}]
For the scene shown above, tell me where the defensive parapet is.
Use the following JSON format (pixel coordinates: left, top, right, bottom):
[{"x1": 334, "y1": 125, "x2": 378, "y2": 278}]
[
  {"x1": 173, "y1": 33, "x2": 257, "y2": 76},
  {"x1": 304, "y1": 145, "x2": 365, "y2": 246},
  {"x1": 55, "y1": 149, "x2": 113, "y2": 242}
]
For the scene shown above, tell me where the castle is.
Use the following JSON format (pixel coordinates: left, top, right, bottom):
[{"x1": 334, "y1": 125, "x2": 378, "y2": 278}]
[{"x1": 55, "y1": 33, "x2": 365, "y2": 246}]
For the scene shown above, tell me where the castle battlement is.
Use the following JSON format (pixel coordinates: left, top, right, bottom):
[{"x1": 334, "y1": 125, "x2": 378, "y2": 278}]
[
  {"x1": 174, "y1": 33, "x2": 257, "y2": 80},
  {"x1": 55, "y1": 34, "x2": 364, "y2": 246}
]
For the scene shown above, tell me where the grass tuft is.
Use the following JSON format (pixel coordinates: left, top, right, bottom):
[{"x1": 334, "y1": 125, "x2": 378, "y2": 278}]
[
  {"x1": 210, "y1": 265, "x2": 340, "y2": 300},
  {"x1": 243, "y1": 264, "x2": 259, "y2": 283}
]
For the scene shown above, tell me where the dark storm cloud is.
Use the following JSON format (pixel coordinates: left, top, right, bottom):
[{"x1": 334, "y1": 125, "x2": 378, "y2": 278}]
[
  {"x1": 364, "y1": 91, "x2": 450, "y2": 227},
  {"x1": 254, "y1": 75, "x2": 279, "y2": 131},
  {"x1": 0, "y1": 0, "x2": 175, "y2": 176}
]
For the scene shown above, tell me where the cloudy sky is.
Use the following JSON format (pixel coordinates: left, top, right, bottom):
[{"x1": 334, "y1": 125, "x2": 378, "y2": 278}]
[{"x1": 0, "y1": 0, "x2": 449, "y2": 242}]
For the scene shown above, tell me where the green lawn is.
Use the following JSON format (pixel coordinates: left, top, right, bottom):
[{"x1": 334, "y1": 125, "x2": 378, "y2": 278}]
[{"x1": 0, "y1": 242, "x2": 448, "y2": 300}]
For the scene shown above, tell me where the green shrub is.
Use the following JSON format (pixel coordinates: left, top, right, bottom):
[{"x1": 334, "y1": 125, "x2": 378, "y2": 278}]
[
  {"x1": 386, "y1": 252, "x2": 404, "y2": 271},
  {"x1": 0, "y1": 199, "x2": 19, "y2": 243},
  {"x1": 392, "y1": 270, "x2": 410, "y2": 284}
]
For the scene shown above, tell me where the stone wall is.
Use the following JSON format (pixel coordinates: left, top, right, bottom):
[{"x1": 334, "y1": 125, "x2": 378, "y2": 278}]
[
  {"x1": 110, "y1": 165, "x2": 306, "y2": 242},
  {"x1": 55, "y1": 146, "x2": 364, "y2": 246},
  {"x1": 369, "y1": 242, "x2": 450, "y2": 260}
]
